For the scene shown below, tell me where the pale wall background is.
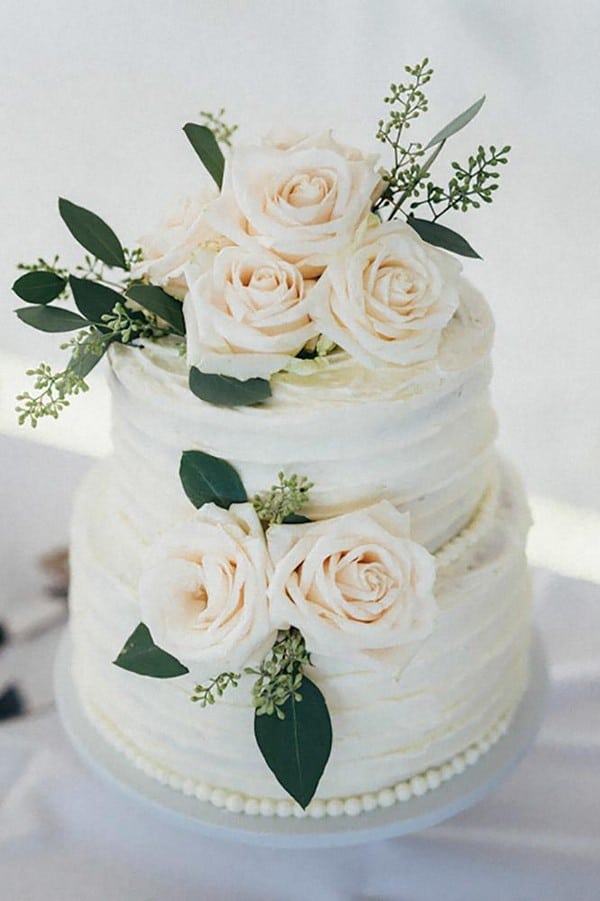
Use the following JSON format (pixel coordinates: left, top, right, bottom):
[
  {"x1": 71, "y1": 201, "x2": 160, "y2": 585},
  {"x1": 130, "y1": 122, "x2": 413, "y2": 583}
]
[{"x1": 1, "y1": 0, "x2": 599, "y2": 512}]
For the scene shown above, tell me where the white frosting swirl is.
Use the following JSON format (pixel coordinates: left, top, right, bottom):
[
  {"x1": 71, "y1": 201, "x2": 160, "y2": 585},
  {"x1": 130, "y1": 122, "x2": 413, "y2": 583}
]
[{"x1": 107, "y1": 279, "x2": 495, "y2": 553}]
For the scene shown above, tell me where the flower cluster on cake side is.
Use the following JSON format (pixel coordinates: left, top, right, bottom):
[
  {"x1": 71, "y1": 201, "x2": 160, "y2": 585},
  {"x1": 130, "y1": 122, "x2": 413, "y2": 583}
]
[{"x1": 12, "y1": 59, "x2": 510, "y2": 808}]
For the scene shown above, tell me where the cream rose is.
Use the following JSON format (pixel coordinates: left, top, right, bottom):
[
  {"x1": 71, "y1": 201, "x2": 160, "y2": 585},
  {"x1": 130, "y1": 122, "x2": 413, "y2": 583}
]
[
  {"x1": 204, "y1": 131, "x2": 381, "y2": 277},
  {"x1": 135, "y1": 186, "x2": 228, "y2": 299},
  {"x1": 183, "y1": 247, "x2": 318, "y2": 379},
  {"x1": 139, "y1": 503, "x2": 274, "y2": 677},
  {"x1": 308, "y1": 219, "x2": 462, "y2": 368},
  {"x1": 268, "y1": 501, "x2": 437, "y2": 673}
]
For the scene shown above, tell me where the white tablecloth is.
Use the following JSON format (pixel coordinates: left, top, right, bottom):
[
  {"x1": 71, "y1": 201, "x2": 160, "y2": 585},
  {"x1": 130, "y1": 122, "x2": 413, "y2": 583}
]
[{"x1": 0, "y1": 438, "x2": 599, "y2": 900}]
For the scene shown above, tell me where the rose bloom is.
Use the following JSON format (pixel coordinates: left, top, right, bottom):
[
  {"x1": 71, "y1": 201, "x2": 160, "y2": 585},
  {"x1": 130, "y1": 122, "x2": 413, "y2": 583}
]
[
  {"x1": 204, "y1": 131, "x2": 382, "y2": 278},
  {"x1": 308, "y1": 219, "x2": 462, "y2": 368},
  {"x1": 184, "y1": 246, "x2": 318, "y2": 380},
  {"x1": 135, "y1": 186, "x2": 229, "y2": 300},
  {"x1": 268, "y1": 501, "x2": 437, "y2": 674},
  {"x1": 139, "y1": 503, "x2": 274, "y2": 677}
]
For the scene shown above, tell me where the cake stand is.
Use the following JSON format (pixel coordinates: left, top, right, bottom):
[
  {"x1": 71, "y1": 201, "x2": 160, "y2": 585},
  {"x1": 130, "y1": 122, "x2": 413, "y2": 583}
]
[{"x1": 54, "y1": 631, "x2": 548, "y2": 848}]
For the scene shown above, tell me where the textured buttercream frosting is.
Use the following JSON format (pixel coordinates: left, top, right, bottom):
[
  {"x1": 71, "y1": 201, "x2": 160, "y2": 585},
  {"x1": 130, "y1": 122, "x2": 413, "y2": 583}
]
[
  {"x1": 67, "y1": 276, "x2": 532, "y2": 813},
  {"x1": 107, "y1": 278, "x2": 495, "y2": 554},
  {"x1": 70, "y1": 459, "x2": 530, "y2": 807}
]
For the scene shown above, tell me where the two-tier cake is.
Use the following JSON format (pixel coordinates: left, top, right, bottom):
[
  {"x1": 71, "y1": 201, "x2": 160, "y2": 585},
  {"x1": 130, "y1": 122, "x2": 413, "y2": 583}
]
[{"x1": 14, "y1": 62, "x2": 530, "y2": 818}]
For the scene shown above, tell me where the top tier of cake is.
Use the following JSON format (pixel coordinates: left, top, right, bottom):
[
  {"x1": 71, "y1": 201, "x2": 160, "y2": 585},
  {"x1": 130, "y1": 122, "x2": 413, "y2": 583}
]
[{"x1": 108, "y1": 277, "x2": 495, "y2": 553}]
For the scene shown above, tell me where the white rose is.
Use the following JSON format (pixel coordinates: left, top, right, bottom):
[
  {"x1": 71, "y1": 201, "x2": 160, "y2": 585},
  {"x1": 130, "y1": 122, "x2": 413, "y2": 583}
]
[
  {"x1": 139, "y1": 503, "x2": 274, "y2": 677},
  {"x1": 204, "y1": 131, "x2": 381, "y2": 277},
  {"x1": 184, "y1": 247, "x2": 318, "y2": 380},
  {"x1": 135, "y1": 186, "x2": 229, "y2": 299},
  {"x1": 261, "y1": 126, "x2": 309, "y2": 150},
  {"x1": 268, "y1": 501, "x2": 437, "y2": 674},
  {"x1": 308, "y1": 219, "x2": 462, "y2": 368}
]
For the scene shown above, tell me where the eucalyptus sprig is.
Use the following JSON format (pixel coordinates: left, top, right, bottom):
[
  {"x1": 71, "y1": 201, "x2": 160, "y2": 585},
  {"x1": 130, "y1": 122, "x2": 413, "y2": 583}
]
[
  {"x1": 186, "y1": 629, "x2": 312, "y2": 718},
  {"x1": 373, "y1": 59, "x2": 510, "y2": 257},
  {"x1": 374, "y1": 58, "x2": 433, "y2": 215},
  {"x1": 252, "y1": 472, "x2": 313, "y2": 526},
  {"x1": 191, "y1": 671, "x2": 242, "y2": 706},
  {"x1": 100, "y1": 301, "x2": 170, "y2": 344},
  {"x1": 198, "y1": 108, "x2": 238, "y2": 146},
  {"x1": 18, "y1": 248, "x2": 144, "y2": 295},
  {"x1": 245, "y1": 628, "x2": 311, "y2": 720},
  {"x1": 16, "y1": 363, "x2": 89, "y2": 428},
  {"x1": 407, "y1": 143, "x2": 511, "y2": 220},
  {"x1": 13, "y1": 193, "x2": 184, "y2": 428},
  {"x1": 16, "y1": 302, "x2": 171, "y2": 427},
  {"x1": 17, "y1": 255, "x2": 69, "y2": 283}
]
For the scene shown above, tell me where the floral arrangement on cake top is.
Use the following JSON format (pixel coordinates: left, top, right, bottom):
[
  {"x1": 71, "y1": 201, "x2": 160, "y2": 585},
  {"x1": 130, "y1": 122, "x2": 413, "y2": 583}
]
[
  {"x1": 14, "y1": 58, "x2": 509, "y2": 423},
  {"x1": 13, "y1": 59, "x2": 510, "y2": 808}
]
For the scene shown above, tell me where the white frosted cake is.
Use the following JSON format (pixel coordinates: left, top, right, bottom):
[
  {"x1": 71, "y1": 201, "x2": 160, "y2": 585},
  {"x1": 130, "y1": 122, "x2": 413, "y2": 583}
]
[
  {"x1": 13, "y1": 68, "x2": 530, "y2": 818},
  {"x1": 68, "y1": 278, "x2": 531, "y2": 816}
]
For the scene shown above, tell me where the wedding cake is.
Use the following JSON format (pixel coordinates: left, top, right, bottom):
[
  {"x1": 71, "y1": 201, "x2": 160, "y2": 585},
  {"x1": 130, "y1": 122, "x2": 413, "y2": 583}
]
[{"x1": 14, "y1": 61, "x2": 530, "y2": 818}]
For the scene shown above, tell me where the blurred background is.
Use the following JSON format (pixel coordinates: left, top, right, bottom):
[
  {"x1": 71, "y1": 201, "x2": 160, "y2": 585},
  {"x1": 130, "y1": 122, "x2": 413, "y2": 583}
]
[{"x1": 1, "y1": 0, "x2": 599, "y2": 651}]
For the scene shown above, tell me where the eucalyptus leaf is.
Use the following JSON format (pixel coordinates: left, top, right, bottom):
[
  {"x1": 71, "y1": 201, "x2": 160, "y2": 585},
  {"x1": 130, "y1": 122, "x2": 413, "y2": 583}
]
[
  {"x1": 183, "y1": 123, "x2": 225, "y2": 188},
  {"x1": 15, "y1": 305, "x2": 89, "y2": 332},
  {"x1": 254, "y1": 676, "x2": 332, "y2": 809},
  {"x1": 69, "y1": 275, "x2": 122, "y2": 323},
  {"x1": 126, "y1": 284, "x2": 185, "y2": 335},
  {"x1": 68, "y1": 333, "x2": 109, "y2": 379},
  {"x1": 282, "y1": 513, "x2": 311, "y2": 524},
  {"x1": 58, "y1": 198, "x2": 127, "y2": 269},
  {"x1": 179, "y1": 450, "x2": 247, "y2": 509},
  {"x1": 12, "y1": 270, "x2": 66, "y2": 305},
  {"x1": 407, "y1": 217, "x2": 481, "y2": 259},
  {"x1": 189, "y1": 367, "x2": 272, "y2": 408},
  {"x1": 113, "y1": 623, "x2": 189, "y2": 678},
  {"x1": 425, "y1": 95, "x2": 486, "y2": 149}
]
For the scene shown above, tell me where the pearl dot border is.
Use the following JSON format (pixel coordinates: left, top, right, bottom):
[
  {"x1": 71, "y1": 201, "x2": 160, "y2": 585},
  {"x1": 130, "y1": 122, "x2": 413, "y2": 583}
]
[{"x1": 81, "y1": 693, "x2": 513, "y2": 820}]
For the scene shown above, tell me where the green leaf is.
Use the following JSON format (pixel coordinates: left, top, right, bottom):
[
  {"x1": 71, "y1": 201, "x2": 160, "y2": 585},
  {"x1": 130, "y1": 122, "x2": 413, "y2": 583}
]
[
  {"x1": 407, "y1": 217, "x2": 481, "y2": 259},
  {"x1": 254, "y1": 676, "x2": 332, "y2": 809},
  {"x1": 15, "y1": 305, "x2": 89, "y2": 332},
  {"x1": 189, "y1": 367, "x2": 272, "y2": 408},
  {"x1": 282, "y1": 513, "x2": 311, "y2": 524},
  {"x1": 126, "y1": 284, "x2": 185, "y2": 335},
  {"x1": 183, "y1": 123, "x2": 225, "y2": 188},
  {"x1": 113, "y1": 623, "x2": 189, "y2": 678},
  {"x1": 58, "y1": 198, "x2": 127, "y2": 269},
  {"x1": 69, "y1": 275, "x2": 122, "y2": 323},
  {"x1": 179, "y1": 450, "x2": 247, "y2": 509},
  {"x1": 12, "y1": 270, "x2": 66, "y2": 304},
  {"x1": 68, "y1": 334, "x2": 109, "y2": 378},
  {"x1": 425, "y1": 95, "x2": 486, "y2": 149}
]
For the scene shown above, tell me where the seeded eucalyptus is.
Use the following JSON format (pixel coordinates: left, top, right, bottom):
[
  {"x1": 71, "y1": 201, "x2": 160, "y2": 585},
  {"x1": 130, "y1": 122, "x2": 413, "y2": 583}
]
[
  {"x1": 16, "y1": 363, "x2": 89, "y2": 428},
  {"x1": 15, "y1": 301, "x2": 171, "y2": 428},
  {"x1": 374, "y1": 57, "x2": 434, "y2": 216},
  {"x1": 252, "y1": 472, "x2": 313, "y2": 526},
  {"x1": 245, "y1": 628, "x2": 311, "y2": 719},
  {"x1": 198, "y1": 108, "x2": 238, "y2": 146},
  {"x1": 16, "y1": 254, "x2": 69, "y2": 282},
  {"x1": 191, "y1": 672, "x2": 242, "y2": 706},
  {"x1": 185, "y1": 627, "x2": 332, "y2": 809},
  {"x1": 12, "y1": 199, "x2": 183, "y2": 426},
  {"x1": 373, "y1": 57, "x2": 510, "y2": 258}
]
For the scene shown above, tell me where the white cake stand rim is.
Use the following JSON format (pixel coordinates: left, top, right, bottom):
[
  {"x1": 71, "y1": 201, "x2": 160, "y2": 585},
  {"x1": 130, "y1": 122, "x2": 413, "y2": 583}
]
[{"x1": 54, "y1": 630, "x2": 548, "y2": 849}]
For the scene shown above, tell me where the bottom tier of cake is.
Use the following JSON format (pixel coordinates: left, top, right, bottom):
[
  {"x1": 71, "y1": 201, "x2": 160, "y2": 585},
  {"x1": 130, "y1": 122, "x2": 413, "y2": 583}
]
[{"x1": 69, "y1": 460, "x2": 531, "y2": 817}]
